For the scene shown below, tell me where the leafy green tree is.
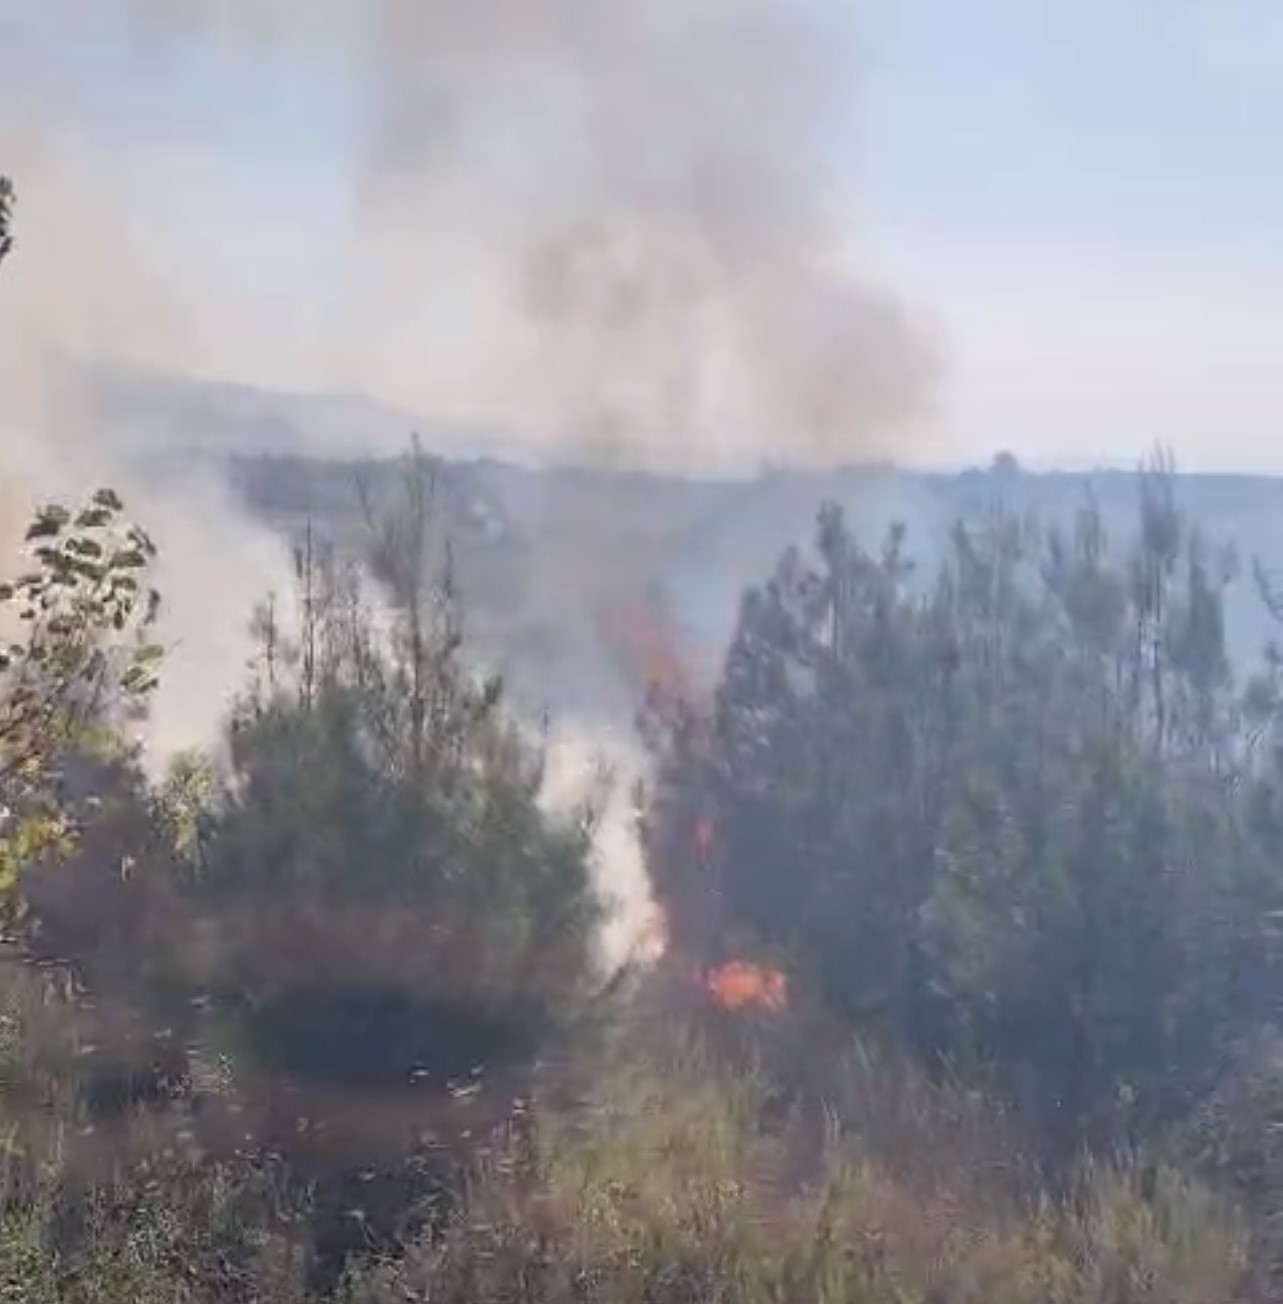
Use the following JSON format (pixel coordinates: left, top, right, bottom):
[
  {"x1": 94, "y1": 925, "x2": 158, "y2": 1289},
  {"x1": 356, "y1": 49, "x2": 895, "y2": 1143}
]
[
  {"x1": 0, "y1": 173, "x2": 164, "y2": 921},
  {"x1": 0, "y1": 493, "x2": 163, "y2": 925}
]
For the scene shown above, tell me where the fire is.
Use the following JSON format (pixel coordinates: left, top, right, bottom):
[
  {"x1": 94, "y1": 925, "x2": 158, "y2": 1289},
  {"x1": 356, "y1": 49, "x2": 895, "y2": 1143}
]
[
  {"x1": 597, "y1": 591, "x2": 692, "y2": 703},
  {"x1": 705, "y1": 960, "x2": 788, "y2": 1013}
]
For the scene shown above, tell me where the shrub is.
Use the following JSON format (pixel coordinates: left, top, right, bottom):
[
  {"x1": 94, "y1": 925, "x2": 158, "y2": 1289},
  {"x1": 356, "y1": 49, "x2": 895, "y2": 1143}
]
[{"x1": 163, "y1": 449, "x2": 600, "y2": 1136}]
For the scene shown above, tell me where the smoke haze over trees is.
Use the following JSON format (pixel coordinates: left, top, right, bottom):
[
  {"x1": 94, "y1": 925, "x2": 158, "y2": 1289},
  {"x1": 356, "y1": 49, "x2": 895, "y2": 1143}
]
[
  {"x1": 7, "y1": 422, "x2": 1283, "y2": 1297},
  {"x1": 3, "y1": 3, "x2": 1283, "y2": 1295}
]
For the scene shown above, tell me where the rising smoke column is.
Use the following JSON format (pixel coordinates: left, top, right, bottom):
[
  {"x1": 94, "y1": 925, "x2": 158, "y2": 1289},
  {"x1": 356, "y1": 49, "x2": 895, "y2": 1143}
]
[
  {"x1": 0, "y1": 139, "x2": 297, "y2": 765},
  {"x1": 1, "y1": 0, "x2": 939, "y2": 962},
  {"x1": 332, "y1": 0, "x2": 939, "y2": 467},
  {"x1": 2, "y1": 0, "x2": 937, "y2": 471}
]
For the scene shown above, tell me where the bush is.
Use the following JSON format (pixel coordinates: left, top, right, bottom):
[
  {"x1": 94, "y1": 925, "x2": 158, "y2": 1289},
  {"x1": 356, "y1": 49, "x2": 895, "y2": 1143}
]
[
  {"x1": 0, "y1": 488, "x2": 163, "y2": 926},
  {"x1": 164, "y1": 449, "x2": 600, "y2": 1123}
]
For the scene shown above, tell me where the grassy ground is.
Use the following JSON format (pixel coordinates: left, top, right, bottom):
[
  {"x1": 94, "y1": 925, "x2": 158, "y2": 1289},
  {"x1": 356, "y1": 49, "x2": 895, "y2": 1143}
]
[{"x1": 0, "y1": 968, "x2": 1255, "y2": 1302}]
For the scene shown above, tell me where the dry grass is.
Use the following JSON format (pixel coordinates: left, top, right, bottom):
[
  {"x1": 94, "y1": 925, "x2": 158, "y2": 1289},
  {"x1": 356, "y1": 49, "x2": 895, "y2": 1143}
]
[
  {"x1": 343, "y1": 1020, "x2": 1252, "y2": 1304},
  {"x1": 0, "y1": 960, "x2": 1258, "y2": 1302}
]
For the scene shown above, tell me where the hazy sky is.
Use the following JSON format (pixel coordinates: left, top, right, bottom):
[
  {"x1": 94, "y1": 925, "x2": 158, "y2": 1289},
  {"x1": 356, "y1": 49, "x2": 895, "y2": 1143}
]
[
  {"x1": 859, "y1": 0, "x2": 1283, "y2": 470},
  {"x1": 1, "y1": 0, "x2": 1281, "y2": 471}
]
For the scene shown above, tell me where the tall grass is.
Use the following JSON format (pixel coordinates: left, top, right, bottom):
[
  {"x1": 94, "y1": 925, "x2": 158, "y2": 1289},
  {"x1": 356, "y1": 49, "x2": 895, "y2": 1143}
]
[
  {"x1": 0, "y1": 960, "x2": 1257, "y2": 1302},
  {"x1": 342, "y1": 1018, "x2": 1251, "y2": 1304}
]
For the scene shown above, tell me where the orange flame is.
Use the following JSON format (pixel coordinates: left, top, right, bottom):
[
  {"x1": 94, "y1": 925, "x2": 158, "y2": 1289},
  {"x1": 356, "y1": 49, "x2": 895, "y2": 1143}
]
[
  {"x1": 705, "y1": 961, "x2": 788, "y2": 1013},
  {"x1": 598, "y1": 592, "x2": 692, "y2": 703}
]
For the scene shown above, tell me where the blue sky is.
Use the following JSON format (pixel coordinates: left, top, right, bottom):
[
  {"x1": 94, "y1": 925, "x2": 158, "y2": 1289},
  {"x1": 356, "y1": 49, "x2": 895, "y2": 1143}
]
[
  {"x1": 2, "y1": 0, "x2": 1281, "y2": 470},
  {"x1": 854, "y1": 0, "x2": 1283, "y2": 468}
]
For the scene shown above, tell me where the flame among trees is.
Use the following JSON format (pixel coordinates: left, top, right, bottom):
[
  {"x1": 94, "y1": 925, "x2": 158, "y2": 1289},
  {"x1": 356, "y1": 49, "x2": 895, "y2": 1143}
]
[
  {"x1": 597, "y1": 589, "x2": 695, "y2": 706},
  {"x1": 1, "y1": 168, "x2": 1280, "y2": 1298},
  {"x1": 596, "y1": 583, "x2": 795, "y2": 1015},
  {"x1": 705, "y1": 959, "x2": 787, "y2": 1012},
  {"x1": 642, "y1": 471, "x2": 1283, "y2": 1190}
]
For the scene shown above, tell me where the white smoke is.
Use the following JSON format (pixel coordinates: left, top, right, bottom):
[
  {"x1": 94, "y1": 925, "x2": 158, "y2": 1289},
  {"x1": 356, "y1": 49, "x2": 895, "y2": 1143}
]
[{"x1": 538, "y1": 724, "x2": 665, "y2": 975}]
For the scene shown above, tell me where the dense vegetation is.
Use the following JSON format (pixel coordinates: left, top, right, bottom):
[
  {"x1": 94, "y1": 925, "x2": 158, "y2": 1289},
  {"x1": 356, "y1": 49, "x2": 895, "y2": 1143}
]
[
  {"x1": 3, "y1": 173, "x2": 1283, "y2": 1300},
  {"x1": 648, "y1": 475, "x2": 1283, "y2": 1159}
]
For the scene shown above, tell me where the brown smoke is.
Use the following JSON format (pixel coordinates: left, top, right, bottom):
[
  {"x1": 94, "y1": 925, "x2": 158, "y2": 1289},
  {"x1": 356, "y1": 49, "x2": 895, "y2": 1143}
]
[{"x1": 3, "y1": 0, "x2": 937, "y2": 472}]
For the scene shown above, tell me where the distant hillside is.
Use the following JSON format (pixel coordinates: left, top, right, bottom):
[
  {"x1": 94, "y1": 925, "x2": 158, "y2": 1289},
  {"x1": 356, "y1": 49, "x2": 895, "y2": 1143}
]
[
  {"x1": 71, "y1": 357, "x2": 533, "y2": 465},
  {"x1": 81, "y1": 364, "x2": 1283, "y2": 725},
  {"x1": 228, "y1": 452, "x2": 1283, "y2": 732}
]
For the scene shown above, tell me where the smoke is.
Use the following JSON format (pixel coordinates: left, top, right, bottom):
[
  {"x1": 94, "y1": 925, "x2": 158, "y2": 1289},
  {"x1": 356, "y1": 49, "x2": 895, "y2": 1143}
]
[
  {"x1": 0, "y1": 427, "x2": 292, "y2": 774},
  {"x1": 2, "y1": 0, "x2": 937, "y2": 964},
  {"x1": 538, "y1": 725, "x2": 665, "y2": 976},
  {"x1": 2, "y1": 0, "x2": 936, "y2": 471},
  {"x1": 0, "y1": 137, "x2": 294, "y2": 766}
]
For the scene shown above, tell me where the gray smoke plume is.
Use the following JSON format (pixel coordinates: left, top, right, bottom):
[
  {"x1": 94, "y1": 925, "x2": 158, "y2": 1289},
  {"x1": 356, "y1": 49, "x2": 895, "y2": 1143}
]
[
  {"x1": 1, "y1": 0, "x2": 938, "y2": 966},
  {"x1": 1, "y1": 0, "x2": 936, "y2": 470}
]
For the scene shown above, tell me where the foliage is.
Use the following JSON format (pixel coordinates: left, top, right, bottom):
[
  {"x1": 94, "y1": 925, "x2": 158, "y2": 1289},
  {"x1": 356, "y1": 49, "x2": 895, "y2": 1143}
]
[
  {"x1": 0, "y1": 489, "x2": 162, "y2": 925},
  {"x1": 0, "y1": 996, "x2": 1246, "y2": 1304},
  {"x1": 0, "y1": 450, "x2": 1273, "y2": 1296},
  {"x1": 0, "y1": 175, "x2": 13, "y2": 270},
  {"x1": 0, "y1": 1145, "x2": 309, "y2": 1304},
  {"x1": 648, "y1": 464, "x2": 1283, "y2": 1157},
  {"x1": 173, "y1": 445, "x2": 600, "y2": 1094},
  {"x1": 1179, "y1": 1028, "x2": 1283, "y2": 1279}
]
